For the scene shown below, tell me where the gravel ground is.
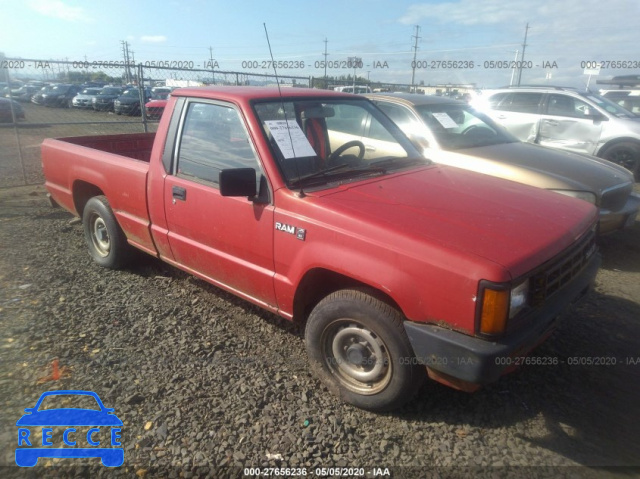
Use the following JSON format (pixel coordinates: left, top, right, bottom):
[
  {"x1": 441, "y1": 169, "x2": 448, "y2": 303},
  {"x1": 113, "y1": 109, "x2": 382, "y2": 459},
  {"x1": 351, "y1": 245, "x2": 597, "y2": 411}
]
[{"x1": 1, "y1": 185, "x2": 639, "y2": 478}]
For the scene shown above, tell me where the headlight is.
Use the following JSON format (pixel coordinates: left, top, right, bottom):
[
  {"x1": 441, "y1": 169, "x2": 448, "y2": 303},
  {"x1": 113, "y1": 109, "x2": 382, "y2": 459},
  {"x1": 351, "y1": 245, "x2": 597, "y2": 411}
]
[
  {"x1": 509, "y1": 280, "x2": 529, "y2": 319},
  {"x1": 550, "y1": 189, "x2": 597, "y2": 205},
  {"x1": 478, "y1": 280, "x2": 529, "y2": 335}
]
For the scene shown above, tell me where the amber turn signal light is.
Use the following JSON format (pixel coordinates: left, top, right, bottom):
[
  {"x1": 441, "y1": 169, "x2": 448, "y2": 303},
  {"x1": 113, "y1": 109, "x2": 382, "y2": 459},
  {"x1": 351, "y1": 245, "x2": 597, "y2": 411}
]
[{"x1": 480, "y1": 288, "x2": 509, "y2": 335}]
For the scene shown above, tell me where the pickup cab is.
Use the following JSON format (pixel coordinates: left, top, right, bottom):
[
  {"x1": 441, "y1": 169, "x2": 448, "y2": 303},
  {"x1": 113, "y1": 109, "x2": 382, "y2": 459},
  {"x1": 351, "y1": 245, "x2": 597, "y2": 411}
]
[{"x1": 42, "y1": 87, "x2": 600, "y2": 411}]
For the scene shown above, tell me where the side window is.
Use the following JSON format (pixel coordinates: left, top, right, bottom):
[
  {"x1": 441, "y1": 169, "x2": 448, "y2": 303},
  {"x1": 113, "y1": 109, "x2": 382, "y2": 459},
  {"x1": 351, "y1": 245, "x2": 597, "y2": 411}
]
[
  {"x1": 325, "y1": 104, "x2": 367, "y2": 136},
  {"x1": 176, "y1": 102, "x2": 259, "y2": 186},
  {"x1": 546, "y1": 94, "x2": 595, "y2": 118},
  {"x1": 376, "y1": 102, "x2": 418, "y2": 131},
  {"x1": 367, "y1": 115, "x2": 396, "y2": 142},
  {"x1": 487, "y1": 92, "x2": 509, "y2": 108},
  {"x1": 496, "y1": 92, "x2": 543, "y2": 113}
]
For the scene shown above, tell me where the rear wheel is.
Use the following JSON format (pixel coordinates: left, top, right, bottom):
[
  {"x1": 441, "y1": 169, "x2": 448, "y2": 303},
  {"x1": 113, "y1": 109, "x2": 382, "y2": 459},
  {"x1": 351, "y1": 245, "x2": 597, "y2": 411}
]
[
  {"x1": 82, "y1": 196, "x2": 133, "y2": 269},
  {"x1": 600, "y1": 141, "x2": 640, "y2": 181},
  {"x1": 305, "y1": 289, "x2": 424, "y2": 411}
]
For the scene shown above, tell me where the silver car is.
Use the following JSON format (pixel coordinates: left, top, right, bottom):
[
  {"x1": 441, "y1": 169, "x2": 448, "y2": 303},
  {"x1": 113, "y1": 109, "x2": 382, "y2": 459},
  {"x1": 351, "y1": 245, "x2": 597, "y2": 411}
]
[
  {"x1": 72, "y1": 87, "x2": 102, "y2": 109},
  {"x1": 366, "y1": 93, "x2": 640, "y2": 234},
  {"x1": 470, "y1": 86, "x2": 640, "y2": 181}
]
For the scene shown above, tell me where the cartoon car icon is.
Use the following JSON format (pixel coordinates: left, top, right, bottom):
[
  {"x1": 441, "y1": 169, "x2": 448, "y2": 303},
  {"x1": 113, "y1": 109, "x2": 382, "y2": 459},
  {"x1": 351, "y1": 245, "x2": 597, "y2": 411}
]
[{"x1": 16, "y1": 390, "x2": 123, "y2": 467}]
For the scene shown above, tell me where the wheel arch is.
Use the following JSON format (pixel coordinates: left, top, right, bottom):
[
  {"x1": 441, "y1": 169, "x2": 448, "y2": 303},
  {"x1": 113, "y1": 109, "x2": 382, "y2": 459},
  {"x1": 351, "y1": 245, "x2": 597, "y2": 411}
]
[
  {"x1": 72, "y1": 181, "x2": 105, "y2": 217},
  {"x1": 292, "y1": 267, "x2": 404, "y2": 324},
  {"x1": 596, "y1": 137, "x2": 640, "y2": 157}
]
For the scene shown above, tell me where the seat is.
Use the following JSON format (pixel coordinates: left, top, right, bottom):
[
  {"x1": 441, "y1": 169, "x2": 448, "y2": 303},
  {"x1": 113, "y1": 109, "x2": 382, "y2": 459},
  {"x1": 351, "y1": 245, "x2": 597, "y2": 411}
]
[{"x1": 303, "y1": 116, "x2": 330, "y2": 161}]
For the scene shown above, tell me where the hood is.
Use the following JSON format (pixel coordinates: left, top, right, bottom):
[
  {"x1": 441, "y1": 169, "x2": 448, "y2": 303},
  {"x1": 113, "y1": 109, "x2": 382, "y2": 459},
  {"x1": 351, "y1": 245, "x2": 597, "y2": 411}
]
[
  {"x1": 312, "y1": 165, "x2": 597, "y2": 279},
  {"x1": 454, "y1": 141, "x2": 634, "y2": 193}
]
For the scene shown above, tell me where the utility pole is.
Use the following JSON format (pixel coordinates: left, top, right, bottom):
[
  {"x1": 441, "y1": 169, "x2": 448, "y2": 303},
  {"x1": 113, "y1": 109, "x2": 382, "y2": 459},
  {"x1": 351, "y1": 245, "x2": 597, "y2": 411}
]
[
  {"x1": 411, "y1": 25, "x2": 421, "y2": 92},
  {"x1": 121, "y1": 40, "x2": 132, "y2": 83},
  {"x1": 323, "y1": 38, "x2": 328, "y2": 88},
  {"x1": 516, "y1": 23, "x2": 529, "y2": 86},
  {"x1": 509, "y1": 50, "x2": 519, "y2": 86}
]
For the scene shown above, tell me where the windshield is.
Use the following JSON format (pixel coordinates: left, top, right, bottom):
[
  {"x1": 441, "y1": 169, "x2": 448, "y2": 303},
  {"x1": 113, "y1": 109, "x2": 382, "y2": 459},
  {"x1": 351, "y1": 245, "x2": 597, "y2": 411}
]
[
  {"x1": 51, "y1": 85, "x2": 69, "y2": 93},
  {"x1": 414, "y1": 103, "x2": 518, "y2": 150},
  {"x1": 81, "y1": 88, "x2": 100, "y2": 95},
  {"x1": 580, "y1": 92, "x2": 637, "y2": 118},
  {"x1": 253, "y1": 98, "x2": 425, "y2": 188},
  {"x1": 122, "y1": 89, "x2": 139, "y2": 98}
]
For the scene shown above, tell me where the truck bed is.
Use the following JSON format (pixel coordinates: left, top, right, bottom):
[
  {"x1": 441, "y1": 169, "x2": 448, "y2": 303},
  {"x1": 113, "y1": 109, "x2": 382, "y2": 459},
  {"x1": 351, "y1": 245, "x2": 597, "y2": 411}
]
[
  {"x1": 57, "y1": 132, "x2": 156, "y2": 162},
  {"x1": 42, "y1": 132, "x2": 157, "y2": 256}
]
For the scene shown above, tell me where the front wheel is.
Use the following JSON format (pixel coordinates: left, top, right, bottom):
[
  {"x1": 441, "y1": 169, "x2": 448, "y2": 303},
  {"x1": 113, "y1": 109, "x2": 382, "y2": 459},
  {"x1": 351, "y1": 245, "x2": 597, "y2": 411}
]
[
  {"x1": 305, "y1": 289, "x2": 424, "y2": 411},
  {"x1": 82, "y1": 196, "x2": 133, "y2": 269},
  {"x1": 600, "y1": 141, "x2": 640, "y2": 181}
]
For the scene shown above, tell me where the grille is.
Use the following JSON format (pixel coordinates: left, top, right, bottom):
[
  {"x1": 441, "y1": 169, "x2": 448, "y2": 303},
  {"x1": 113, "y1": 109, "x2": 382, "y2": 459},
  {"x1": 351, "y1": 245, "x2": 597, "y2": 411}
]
[{"x1": 530, "y1": 227, "x2": 597, "y2": 307}]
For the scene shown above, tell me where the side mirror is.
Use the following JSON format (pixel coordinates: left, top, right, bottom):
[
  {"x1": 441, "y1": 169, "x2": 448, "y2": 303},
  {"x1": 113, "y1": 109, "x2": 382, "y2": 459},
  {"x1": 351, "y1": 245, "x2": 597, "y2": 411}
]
[
  {"x1": 583, "y1": 108, "x2": 608, "y2": 121},
  {"x1": 219, "y1": 168, "x2": 257, "y2": 198}
]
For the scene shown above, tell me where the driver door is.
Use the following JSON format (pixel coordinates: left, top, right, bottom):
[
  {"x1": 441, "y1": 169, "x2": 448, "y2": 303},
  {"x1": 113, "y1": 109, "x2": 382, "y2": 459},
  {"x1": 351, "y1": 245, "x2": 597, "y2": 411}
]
[{"x1": 163, "y1": 100, "x2": 277, "y2": 308}]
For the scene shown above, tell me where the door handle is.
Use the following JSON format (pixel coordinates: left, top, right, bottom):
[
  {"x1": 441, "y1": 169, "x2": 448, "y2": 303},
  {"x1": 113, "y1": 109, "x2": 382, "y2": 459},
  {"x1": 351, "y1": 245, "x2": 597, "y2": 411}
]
[
  {"x1": 365, "y1": 145, "x2": 376, "y2": 151},
  {"x1": 172, "y1": 186, "x2": 187, "y2": 201},
  {"x1": 544, "y1": 120, "x2": 559, "y2": 126}
]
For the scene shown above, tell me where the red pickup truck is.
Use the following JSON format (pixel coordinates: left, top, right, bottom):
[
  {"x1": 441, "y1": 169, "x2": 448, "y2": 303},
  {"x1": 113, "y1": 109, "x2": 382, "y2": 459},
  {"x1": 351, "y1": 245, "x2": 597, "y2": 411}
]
[{"x1": 42, "y1": 87, "x2": 600, "y2": 411}]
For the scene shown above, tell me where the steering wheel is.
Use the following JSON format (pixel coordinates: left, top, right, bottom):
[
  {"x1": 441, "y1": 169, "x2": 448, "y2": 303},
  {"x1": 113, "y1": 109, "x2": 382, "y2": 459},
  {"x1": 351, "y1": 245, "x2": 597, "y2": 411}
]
[
  {"x1": 327, "y1": 140, "x2": 365, "y2": 165},
  {"x1": 462, "y1": 125, "x2": 495, "y2": 137},
  {"x1": 461, "y1": 125, "x2": 483, "y2": 135}
]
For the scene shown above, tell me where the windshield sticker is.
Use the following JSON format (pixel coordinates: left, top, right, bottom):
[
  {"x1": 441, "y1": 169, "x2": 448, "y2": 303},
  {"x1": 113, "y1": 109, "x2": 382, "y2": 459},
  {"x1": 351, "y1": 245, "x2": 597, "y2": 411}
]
[
  {"x1": 432, "y1": 112, "x2": 458, "y2": 129},
  {"x1": 265, "y1": 120, "x2": 316, "y2": 159}
]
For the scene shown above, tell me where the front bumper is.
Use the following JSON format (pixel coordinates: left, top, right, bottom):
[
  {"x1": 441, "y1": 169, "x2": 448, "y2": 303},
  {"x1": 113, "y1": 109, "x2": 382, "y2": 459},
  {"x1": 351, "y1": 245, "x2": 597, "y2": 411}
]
[
  {"x1": 599, "y1": 192, "x2": 640, "y2": 234},
  {"x1": 403, "y1": 250, "x2": 601, "y2": 387}
]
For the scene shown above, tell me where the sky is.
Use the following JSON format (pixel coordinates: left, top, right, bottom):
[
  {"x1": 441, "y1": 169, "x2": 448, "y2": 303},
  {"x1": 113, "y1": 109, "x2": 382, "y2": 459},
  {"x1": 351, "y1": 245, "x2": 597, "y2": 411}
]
[{"x1": 1, "y1": 0, "x2": 639, "y2": 88}]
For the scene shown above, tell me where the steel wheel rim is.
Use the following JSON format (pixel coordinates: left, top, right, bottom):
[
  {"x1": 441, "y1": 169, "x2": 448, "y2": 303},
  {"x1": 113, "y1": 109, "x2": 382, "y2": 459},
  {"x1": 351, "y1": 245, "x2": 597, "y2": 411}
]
[
  {"x1": 90, "y1": 214, "x2": 110, "y2": 257},
  {"x1": 322, "y1": 319, "x2": 391, "y2": 395}
]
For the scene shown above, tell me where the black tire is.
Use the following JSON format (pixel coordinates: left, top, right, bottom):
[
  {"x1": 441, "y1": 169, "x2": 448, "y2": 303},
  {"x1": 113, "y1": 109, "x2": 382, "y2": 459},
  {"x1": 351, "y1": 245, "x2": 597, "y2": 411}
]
[
  {"x1": 82, "y1": 196, "x2": 133, "y2": 269},
  {"x1": 305, "y1": 289, "x2": 424, "y2": 411},
  {"x1": 600, "y1": 141, "x2": 640, "y2": 181}
]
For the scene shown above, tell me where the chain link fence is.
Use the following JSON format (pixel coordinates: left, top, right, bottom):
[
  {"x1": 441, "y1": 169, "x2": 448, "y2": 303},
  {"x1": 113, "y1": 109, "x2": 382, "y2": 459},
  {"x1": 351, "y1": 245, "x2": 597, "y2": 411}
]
[{"x1": 1, "y1": 58, "x2": 412, "y2": 187}]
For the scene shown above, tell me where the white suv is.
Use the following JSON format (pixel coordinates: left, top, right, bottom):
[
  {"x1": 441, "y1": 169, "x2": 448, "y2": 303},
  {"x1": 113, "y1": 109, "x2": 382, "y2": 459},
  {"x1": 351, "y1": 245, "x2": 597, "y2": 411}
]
[{"x1": 472, "y1": 86, "x2": 640, "y2": 180}]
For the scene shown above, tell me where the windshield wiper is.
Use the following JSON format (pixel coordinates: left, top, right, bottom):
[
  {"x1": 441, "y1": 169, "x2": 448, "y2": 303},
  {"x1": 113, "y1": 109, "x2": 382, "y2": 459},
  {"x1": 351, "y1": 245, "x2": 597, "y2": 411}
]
[
  {"x1": 289, "y1": 163, "x2": 387, "y2": 188},
  {"x1": 369, "y1": 156, "x2": 429, "y2": 169},
  {"x1": 289, "y1": 163, "x2": 350, "y2": 188}
]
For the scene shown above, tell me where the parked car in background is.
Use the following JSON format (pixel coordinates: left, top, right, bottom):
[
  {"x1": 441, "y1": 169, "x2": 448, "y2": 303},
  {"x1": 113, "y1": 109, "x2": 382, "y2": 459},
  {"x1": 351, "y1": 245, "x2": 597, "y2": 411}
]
[
  {"x1": 114, "y1": 88, "x2": 150, "y2": 116},
  {"x1": 72, "y1": 87, "x2": 102, "y2": 109},
  {"x1": 8, "y1": 85, "x2": 39, "y2": 102},
  {"x1": 334, "y1": 85, "x2": 372, "y2": 94},
  {"x1": 0, "y1": 98, "x2": 26, "y2": 122},
  {"x1": 40, "y1": 84, "x2": 82, "y2": 108},
  {"x1": 150, "y1": 86, "x2": 172, "y2": 100},
  {"x1": 92, "y1": 86, "x2": 124, "y2": 112},
  {"x1": 471, "y1": 86, "x2": 640, "y2": 180},
  {"x1": 367, "y1": 93, "x2": 639, "y2": 234},
  {"x1": 601, "y1": 90, "x2": 640, "y2": 115},
  {"x1": 31, "y1": 85, "x2": 56, "y2": 105}
]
